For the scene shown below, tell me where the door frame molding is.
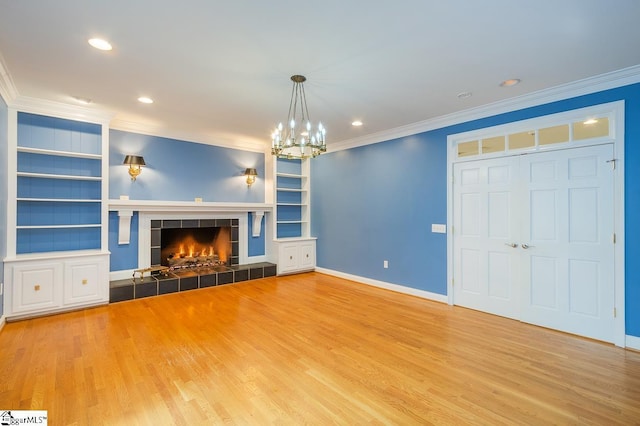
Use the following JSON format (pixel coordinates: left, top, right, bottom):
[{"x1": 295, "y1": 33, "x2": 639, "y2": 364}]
[{"x1": 446, "y1": 101, "x2": 626, "y2": 347}]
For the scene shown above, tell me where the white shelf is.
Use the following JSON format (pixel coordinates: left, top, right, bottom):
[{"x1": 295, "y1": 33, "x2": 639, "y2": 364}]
[
  {"x1": 17, "y1": 198, "x2": 101, "y2": 203},
  {"x1": 17, "y1": 172, "x2": 102, "y2": 181},
  {"x1": 18, "y1": 146, "x2": 102, "y2": 159},
  {"x1": 276, "y1": 187, "x2": 306, "y2": 192},
  {"x1": 17, "y1": 224, "x2": 102, "y2": 229},
  {"x1": 276, "y1": 172, "x2": 305, "y2": 179},
  {"x1": 277, "y1": 202, "x2": 304, "y2": 206},
  {"x1": 276, "y1": 220, "x2": 308, "y2": 224}
]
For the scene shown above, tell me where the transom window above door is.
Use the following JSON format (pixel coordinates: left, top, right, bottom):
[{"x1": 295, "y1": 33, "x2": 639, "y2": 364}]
[{"x1": 456, "y1": 111, "x2": 612, "y2": 159}]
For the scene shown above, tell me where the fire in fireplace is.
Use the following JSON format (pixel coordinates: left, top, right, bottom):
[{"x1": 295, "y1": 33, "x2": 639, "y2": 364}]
[{"x1": 161, "y1": 226, "x2": 231, "y2": 271}]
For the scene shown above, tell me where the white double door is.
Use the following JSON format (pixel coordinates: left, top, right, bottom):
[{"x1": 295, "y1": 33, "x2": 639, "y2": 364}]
[{"x1": 453, "y1": 144, "x2": 615, "y2": 342}]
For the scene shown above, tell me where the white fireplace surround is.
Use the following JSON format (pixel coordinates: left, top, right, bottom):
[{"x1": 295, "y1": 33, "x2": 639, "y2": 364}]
[{"x1": 109, "y1": 200, "x2": 273, "y2": 280}]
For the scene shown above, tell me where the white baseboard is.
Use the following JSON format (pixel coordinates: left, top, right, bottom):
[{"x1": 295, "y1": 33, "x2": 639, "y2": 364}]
[
  {"x1": 315, "y1": 267, "x2": 448, "y2": 304},
  {"x1": 110, "y1": 269, "x2": 135, "y2": 281},
  {"x1": 315, "y1": 268, "x2": 640, "y2": 351},
  {"x1": 626, "y1": 335, "x2": 640, "y2": 351},
  {"x1": 0, "y1": 315, "x2": 6, "y2": 333}
]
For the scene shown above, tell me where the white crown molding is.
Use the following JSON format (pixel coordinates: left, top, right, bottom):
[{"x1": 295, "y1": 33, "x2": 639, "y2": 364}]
[
  {"x1": 0, "y1": 55, "x2": 114, "y2": 124},
  {"x1": 10, "y1": 95, "x2": 115, "y2": 125},
  {"x1": 0, "y1": 52, "x2": 18, "y2": 103},
  {"x1": 110, "y1": 117, "x2": 266, "y2": 153},
  {"x1": 0, "y1": 55, "x2": 264, "y2": 152},
  {"x1": 329, "y1": 64, "x2": 640, "y2": 153}
]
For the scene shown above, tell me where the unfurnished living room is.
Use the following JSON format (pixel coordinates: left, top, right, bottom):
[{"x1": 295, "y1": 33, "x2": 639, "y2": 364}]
[{"x1": 1, "y1": 1, "x2": 640, "y2": 424}]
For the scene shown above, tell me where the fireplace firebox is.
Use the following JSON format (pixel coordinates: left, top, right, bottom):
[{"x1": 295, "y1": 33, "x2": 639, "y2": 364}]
[{"x1": 150, "y1": 219, "x2": 239, "y2": 270}]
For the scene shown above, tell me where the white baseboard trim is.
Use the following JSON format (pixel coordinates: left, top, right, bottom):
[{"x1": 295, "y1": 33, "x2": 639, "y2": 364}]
[
  {"x1": 0, "y1": 315, "x2": 6, "y2": 333},
  {"x1": 110, "y1": 269, "x2": 135, "y2": 281},
  {"x1": 626, "y1": 335, "x2": 640, "y2": 351},
  {"x1": 315, "y1": 267, "x2": 448, "y2": 304},
  {"x1": 247, "y1": 255, "x2": 269, "y2": 263}
]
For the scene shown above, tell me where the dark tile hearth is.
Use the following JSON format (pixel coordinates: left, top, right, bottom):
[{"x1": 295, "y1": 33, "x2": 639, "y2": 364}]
[{"x1": 109, "y1": 262, "x2": 277, "y2": 303}]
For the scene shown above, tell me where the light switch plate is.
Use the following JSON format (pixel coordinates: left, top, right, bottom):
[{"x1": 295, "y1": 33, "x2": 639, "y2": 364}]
[{"x1": 431, "y1": 224, "x2": 447, "y2": 233}]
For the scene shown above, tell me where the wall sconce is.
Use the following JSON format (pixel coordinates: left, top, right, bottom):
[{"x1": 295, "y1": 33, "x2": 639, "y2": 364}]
[
  {"x1": 123, "y1": 155, "x2": 146, "y2": 181},
  {"x1": 244, "y1": 168, "x2": 257, "y2": 187}
]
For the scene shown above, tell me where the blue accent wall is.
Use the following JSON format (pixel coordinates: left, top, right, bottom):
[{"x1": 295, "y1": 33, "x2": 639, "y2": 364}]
[
  {"x1": 108, "y1": 130, "x2": 267, "y2": 271},
  {"x1": 109, "y1": 211, "x2": 139, "y2": 271},
  {"x1": 312, "y1": 82, "x2": 640, "y2": 338},
  {"x1": 247, "y1": 213, "x2": 266, "y2": 257},
  {"x1": 110, "y1": 130, "x2": 264, "y2": 202},
  {"x1": 0, "y1": 95, "x2": 7, "y2": 317}
]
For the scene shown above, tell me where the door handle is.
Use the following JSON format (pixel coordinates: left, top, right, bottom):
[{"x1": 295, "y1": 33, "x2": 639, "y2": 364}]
[
  {"x1": 521, "y1": 243, "x2": 534, "y2": 249},
  {"x1": 504, "y1": 243, "x2": 518, "y2": 248}
]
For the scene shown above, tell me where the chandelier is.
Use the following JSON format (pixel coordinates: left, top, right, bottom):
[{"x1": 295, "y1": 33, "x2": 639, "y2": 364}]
[{"x1": 271, "y1": 75, "x2": 326, "y2": 159}]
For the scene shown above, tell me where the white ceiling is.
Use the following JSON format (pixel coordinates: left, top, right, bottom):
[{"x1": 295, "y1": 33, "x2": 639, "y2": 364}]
[{"x1": 1, "y1": 1, "x2": 640, "y2": 151}]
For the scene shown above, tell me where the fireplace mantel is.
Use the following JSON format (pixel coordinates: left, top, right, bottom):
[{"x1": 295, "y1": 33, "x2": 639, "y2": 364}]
[
  {"x1": 109, "y1": 199, "x2": 273, "y2": 213},
  {"x1": 109, "y1": 199, "x2": 273, "y2": 244}
]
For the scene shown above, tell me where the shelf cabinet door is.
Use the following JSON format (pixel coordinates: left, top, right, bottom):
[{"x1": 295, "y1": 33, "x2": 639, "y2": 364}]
[
  {"x1": 64, "y1": 257, "x2": 108, "y2": 306},
  {"x1": 11, "y1": 263, "x2": 63, "y2": 314},
  {"x1": 300, "y1": 241, "x2": 316, "y2": 269},
  {"x1": 279, "y1": 243, "x2": 300, "y2": 274}
]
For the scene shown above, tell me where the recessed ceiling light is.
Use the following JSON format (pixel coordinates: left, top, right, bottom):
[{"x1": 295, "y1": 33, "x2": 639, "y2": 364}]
[
  {"x1": 352, "y1": 120, "x2": 363, "y2": 127},
  {"x1": 138, "y1": 96, "x2": 154, "y2": 104},
  {"x1": 500, "y1": 78, "x2": 521, "y2": 87},
  {"x1": 88, "y1": 38, "x2": 112, "y2": 51},
  {"x1": 457, "y1": 91, "x2": 472, "y2": 99}
]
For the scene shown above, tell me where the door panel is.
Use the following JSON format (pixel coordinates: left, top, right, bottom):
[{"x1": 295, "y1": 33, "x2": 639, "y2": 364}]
[
  {"x1": 453, "y1": 157, "x2": 519, "y2": 319},
  {"x1": 520, "y1": 144, "x2": 614, "y2": 342},
  {"x1": 453, "y1": 144, "x2": 615, "y2": 342}
]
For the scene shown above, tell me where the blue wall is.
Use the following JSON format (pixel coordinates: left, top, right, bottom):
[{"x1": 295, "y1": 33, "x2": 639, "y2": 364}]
[
  {"x1": 110, "y1": 130, "x2": 264, "y2": 202},
  {"x1": 109, "y1": 130, "x2": 266, "y2": 271},
  {"x1": 312, "y1": 82, "x2": 640, "y2": 338},
  {"x1": 109, "y1": 212, "x2": 139, "y2": 271},
  {"x1": 0, "y1": 95, "x2": 7, "y2": 317}
]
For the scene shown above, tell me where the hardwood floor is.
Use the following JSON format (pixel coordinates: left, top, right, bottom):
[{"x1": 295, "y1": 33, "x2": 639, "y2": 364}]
[{"x1": 1, "y1": 272, "x2": 639, "y2": 425}]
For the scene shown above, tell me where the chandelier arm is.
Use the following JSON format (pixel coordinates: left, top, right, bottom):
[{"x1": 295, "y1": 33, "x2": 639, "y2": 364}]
[
  {"x1": 287, "y1": 82, "x2": 296, "y2": 127},
  {"x1": 300, "y1": 83, "x2": 310, "y2": 123}
]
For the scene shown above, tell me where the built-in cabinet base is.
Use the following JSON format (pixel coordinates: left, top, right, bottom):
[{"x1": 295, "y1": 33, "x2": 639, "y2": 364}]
[
  {"x1": 275, "y1": 238, "x2": 316, "y2": 275},
  {"x1": 4, "y1": 251, "x2": 109, "y2": 321}
]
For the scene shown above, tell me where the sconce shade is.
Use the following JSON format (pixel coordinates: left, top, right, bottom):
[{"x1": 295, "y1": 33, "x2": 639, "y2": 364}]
[
  {"x1": 123, "y1": 155, "x2": 146, "y2": 166},
  {"x1": 244, "y1": 168, "x2": 258, "y2": 187},
  {"x1": 123, "y1": 155, "x2": 145, "y2": 181}
]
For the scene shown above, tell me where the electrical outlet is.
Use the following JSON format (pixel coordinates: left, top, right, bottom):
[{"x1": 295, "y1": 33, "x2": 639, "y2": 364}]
[{"x1": 383, "y1": 260, "x2": 389, "y2": 269}]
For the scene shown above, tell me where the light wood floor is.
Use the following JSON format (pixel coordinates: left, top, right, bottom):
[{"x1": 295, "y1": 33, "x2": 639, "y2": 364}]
[{"x1": 1, "y1": 272, "x2": 639, "y2": 425}]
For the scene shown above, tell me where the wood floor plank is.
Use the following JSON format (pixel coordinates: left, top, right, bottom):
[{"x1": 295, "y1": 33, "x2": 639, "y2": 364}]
[{"x1": 1, "y1": 272, "x2": 639, "y2": 425}]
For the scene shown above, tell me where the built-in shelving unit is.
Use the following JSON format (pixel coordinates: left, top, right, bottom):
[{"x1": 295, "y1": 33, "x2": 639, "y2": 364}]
[
  {"x1": 275, "y1": 158, "x2": 308, "y2": 238},
  {"x1": 273, "y1": 158, "x2": 316, "y2": 274},
  {"x1": 14, "y1": 112, "x2": 104, "y2": 254},
  {"x1": 4, "y1": 109, "x2": 110, "y2": 320}
]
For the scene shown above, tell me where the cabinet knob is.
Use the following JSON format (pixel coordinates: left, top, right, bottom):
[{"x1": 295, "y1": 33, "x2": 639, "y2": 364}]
[
  {"x1": 82, "y1": 279, "x2": 88, "y2": 285},
  {"x1": 290, "y1": 256, "x2": 293, "y2": 260},
  {"x1": 34, "y1": 284, "x2": 41, "y2": 291},
  {"x1": 306, "y1": 254, "x2": 309, "y2": 258}
]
